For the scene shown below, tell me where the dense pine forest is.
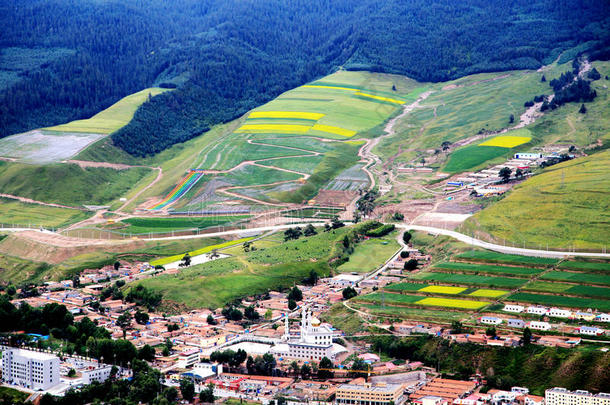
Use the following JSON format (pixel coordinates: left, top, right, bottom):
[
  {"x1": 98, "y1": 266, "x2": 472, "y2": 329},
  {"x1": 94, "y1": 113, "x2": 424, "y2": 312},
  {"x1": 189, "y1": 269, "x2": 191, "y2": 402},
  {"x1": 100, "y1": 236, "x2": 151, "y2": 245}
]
[{"x1": 1, "y1": 0, "x2": 609, "y2": 156}]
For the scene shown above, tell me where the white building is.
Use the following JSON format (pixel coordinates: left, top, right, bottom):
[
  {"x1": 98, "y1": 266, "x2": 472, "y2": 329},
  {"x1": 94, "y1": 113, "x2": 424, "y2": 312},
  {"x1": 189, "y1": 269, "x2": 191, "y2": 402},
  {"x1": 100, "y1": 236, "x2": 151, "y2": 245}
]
[
  {"x1": 577, "y1": 326, "x2": 604, "y2": 336},
  {"x1": 1, "y1": 347, "x2": 59, "y2": 390},
  {"x1": 503, "y1": 304, "x2": 524, "y2": 313},
  {"x1": 527, "y1": 321, "x2": 551, "y2": 331},
  {"x1": 479, "y1": 316, "x2": 502, "y2": 325},
  {"x1": 329, "y1": 274, "x2": 362, "y2": 288},
  {"x1": 514, "y1": 153, "x2": 543, "y2": 160},
  {"x1": 512, "y1": 387, "x2": 529, "y2": 395},
  {"x1": 595, "y1": 313, "x2": 610, "y2": 323},
  {"x1": 548, "y1": 308, "x2": 571, "y2": 318},
  {"x1": 177, "y1": 348, "x2": 200, "y2": 368},
  {"x1": 545, "y1": 388, "x2": 610, "y2": 405},
  {"x1": 573, "y1": 312, "x2": 596, "y2": 322},
  {"x1": 82, "y1": 365, "x2": 113, "y2": 384},
  {"x1": 507, "y1": 319, "x2": 525, "y2": 328},
  {"x1": 274, "y1": 307, "x2": 345, "y2": 361},
  {"x1": 526, "y1": 306, "x2": 548, "y2": 316}
]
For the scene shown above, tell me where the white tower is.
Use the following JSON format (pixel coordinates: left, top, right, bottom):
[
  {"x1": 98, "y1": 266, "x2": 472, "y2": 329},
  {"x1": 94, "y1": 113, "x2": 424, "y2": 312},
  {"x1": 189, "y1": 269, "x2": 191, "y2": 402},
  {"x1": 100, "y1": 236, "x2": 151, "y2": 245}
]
[{"x1": 283, "y1": 313, "x2": 290, "y2": 341}]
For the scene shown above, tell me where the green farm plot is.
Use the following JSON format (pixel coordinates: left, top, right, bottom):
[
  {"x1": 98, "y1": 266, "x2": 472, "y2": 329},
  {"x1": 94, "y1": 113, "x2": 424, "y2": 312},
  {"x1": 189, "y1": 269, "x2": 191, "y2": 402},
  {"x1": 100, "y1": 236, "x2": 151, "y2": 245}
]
[
  {"x1": 45, "y1": 87, "x2": 171, "y2": 134},
  {"x1": 356, "y1": 304, "x2": 466, "y2": 321},
  {"x1": 136, "y1": 226, "x2": 352, "y2": 308},
  {"x1": 337, "y1": 231, "x2": 400, "y2": 273},
  {"x1": 0, "y1": 198, "x2": 89, "y2": 228},
  {"x1": 115, "y1": 215, "x2": 250, "y2": 235},
  {"x1": 443, "y1": 144, "x2": 511, "y2": 173},
  {"x1": 282, "y1": 207, "x2": 344, "y2": 219},
  {"x1": 558, "y1": 261, "x2": 610, "y2": 272},
  {"x1": 454, "y1": 251, "x2": 558, "y2": 266},
  {"x1": 540, "y1": 271, "x2": 610, "y2": 286},
  {"x1": 385, "y1": 282, "x2": 429, "y2": 292},
  {"x1": 564, "y1": 285, "x2": 610, "y2": 299},
  {"x1": 523, "y1": 281, "x2": 610, "y2": 299},
  {"x1": 522, "y1": 281, "x2": 573, "y2": 293},
  {"x1": 250, "y1": 136, "x2": 339, "y2": 153},
  {"x1": 0, "y1": 161, "x2": 151, "y2": 206},
  {"x1": 413, "y1": 272, "x2": 527, "y2": 288},
  {"x1": 433, "y1": 262, "x2": 544, "y2": 276},
  {"x1": 507, "y1": 293, "x2": 610, "y2": 312}
]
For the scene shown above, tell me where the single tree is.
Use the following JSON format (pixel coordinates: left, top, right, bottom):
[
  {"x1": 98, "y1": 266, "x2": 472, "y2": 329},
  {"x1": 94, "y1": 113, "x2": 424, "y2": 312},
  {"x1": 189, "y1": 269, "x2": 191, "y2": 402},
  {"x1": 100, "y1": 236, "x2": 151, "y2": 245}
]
[
  {"x1": 6, "y1": 285, "x2": 16, "y2": 296},
  {"x1": 579, "y1": 103, "x2": 587, "y2": 114},
  {"x1": 400, "y1": 251, "x2": 410, "y2": 259},
  {"x1": 541, "y1": 75, "x2": 546, "y2": 82},
  {"x1": 342, "y1": 286, "x2": 358, "y2": 300},
  {"x1": 134, "y1": 310, "x2": 149, "y2": 325},
  {"x1": 264, "y1": 309, "x2": 273, "y2": 320},
  {"x1": 288, "y1": 299, "x2": 297, "y2": 311},
  {"x1": 290, "y1": 361, "x2": 300, "y2": 376},
  {"x1": 72, "y1": 275, "x2": 80, "y2": 288},
  {"x1": 244, "y1": 305, "x2": 260, "y2": 320},
  {"x1": 67, "y1": 368, "x2": 76, "y2": 377},
  {"x1": 207, "y1": 314, "x2": 217, "y2": 325},
  {"x1": 522, "y1": 327, "x2": 532, "y2": 345},
  {"x1": 181, "y1": 253, "x2": 191, "y2": 267},
  {"x1": 300, "y1": 364, "x2": 311, "y2": 379},
  {"x1": 485, "y1": 327, "x2": 497, "y2": 337},
  {"x1": 114, "y1": 261, "x2": 121, "y2": 271},
  {"x1": 392, "y1": 84, "x2": 397, "y2": 91},
  {"x1": 402, "y1": 231, "x2": 412, "y2": 244},
  {"x1": 450, "y1": 321, "x2": 465, "y2": 334},
  {"x1": 199, "y1": 383, "x2": 216, "y2": 403},
  {"x1": 164, "y1": 387, "x2": 178, "y2": 403},
  {"x1": 179, "y1": 378, "x2": 195, "y2": 402},
  {"x1": 318, "y1": 357, "x2": 334, "y2": 379},
  {"x1": 303, "y1": 224, "x2": 317, "y2": 236},
  {"x1": 499, "y1": 167, "x2": 512, "y2": 183},
  {"x1": 515, "y1": 168, "x2": 524, "y2": 179},
  {"x1": 509, "y1": 114, "x2": 514, "y2": 124},
  {"x1": 287, "y1": 286, "x2": 303, "y2": 301},
  {"x1": 404, "y1": 259, "x2": 418, "y2": 271},
  {"x1": 116, "y1": 312, "x2": 132, "y2": 338},
  {"x1": 138, "y1": 344, "x2": 156, "y2": 362}
]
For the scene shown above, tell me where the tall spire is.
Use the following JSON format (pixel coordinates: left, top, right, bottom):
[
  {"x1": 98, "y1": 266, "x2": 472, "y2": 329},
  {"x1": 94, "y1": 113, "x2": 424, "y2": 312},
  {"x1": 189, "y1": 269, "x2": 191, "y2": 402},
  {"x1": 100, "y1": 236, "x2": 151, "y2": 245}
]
[{"x1": 283, "y1": 313, "x2": 289, "y2": 341}]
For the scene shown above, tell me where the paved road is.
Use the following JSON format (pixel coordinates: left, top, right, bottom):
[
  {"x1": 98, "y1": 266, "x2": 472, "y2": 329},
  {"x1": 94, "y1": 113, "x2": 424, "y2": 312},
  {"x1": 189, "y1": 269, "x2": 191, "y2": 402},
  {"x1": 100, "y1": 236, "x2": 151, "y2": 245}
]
[
  {"x1": 395, "y1": 224, "x2": 610, "y2": 259},
  {"x1": 4, "y1": 222, "x2": 610, "y2": 259}
]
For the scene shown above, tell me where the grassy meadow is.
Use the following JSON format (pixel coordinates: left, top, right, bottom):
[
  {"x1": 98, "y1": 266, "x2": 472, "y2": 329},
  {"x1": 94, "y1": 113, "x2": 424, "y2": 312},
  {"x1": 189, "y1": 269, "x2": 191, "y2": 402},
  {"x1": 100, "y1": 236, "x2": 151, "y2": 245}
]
[
  {"x1": 466, "y1": 149, "x2": 610, "y2": 250},
  {"x1": 337, "y1": 231, "x2": 400, "y2": 273},
  {"x1": 0, "y1": 197, "x2": 89, "y2": 228},
  {"x1": 45, "y1": 87, "x2": 171, "y2": 134}
]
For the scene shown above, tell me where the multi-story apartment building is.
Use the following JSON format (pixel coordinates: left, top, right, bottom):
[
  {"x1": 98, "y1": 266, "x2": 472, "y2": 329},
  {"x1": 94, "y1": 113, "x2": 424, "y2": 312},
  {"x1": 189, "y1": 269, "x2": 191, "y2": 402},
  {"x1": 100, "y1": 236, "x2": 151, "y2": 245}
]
[
  {"x1": 545, "y1": 388, "x2": 610, "y2": 405},
  {"x1": 1, "y1": 347, "x2": 59, "y2": 390},
  {"x1": 336, "y1": 380, "x2": 405, "y2": 405}
]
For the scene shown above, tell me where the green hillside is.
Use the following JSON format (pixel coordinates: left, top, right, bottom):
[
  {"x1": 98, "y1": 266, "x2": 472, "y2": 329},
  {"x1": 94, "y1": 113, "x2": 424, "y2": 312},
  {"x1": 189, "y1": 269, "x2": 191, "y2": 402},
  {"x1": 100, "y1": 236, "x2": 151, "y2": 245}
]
[{"x1": 465, "y1": 149, "x2": 610, "y2": 250}]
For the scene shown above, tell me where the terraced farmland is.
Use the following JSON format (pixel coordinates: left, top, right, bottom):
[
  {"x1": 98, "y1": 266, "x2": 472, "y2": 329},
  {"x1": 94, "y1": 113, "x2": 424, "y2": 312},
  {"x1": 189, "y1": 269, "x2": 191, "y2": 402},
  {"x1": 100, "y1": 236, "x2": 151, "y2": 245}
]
[
  {"x1": 454, "y1": 251, "x2": 558, "y2": 266},
  {"x1": 414, "y1": 272, "x2": 527, "y2": 288},
  {"x1": 540, "y1": 271, "x2": 610, "y2": 286},
  {"x1": 507, "y1": 293, "x2": 610, "y2": 312}
]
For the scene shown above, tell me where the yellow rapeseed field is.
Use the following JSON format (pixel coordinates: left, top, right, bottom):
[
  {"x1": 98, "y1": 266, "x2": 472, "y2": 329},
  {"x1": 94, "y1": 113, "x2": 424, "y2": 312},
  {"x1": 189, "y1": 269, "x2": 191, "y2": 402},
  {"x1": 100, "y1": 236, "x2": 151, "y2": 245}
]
[
  {"x1": 468, "y1": 289, "x2": 508, "y2": 298},
  {"x1": 311, "y1": 124, "x2": 356, "y2": 137},
  {"x1": 418, "y1": 285, "x2": 466, "y2": 294},
  {"x1": 235, "y1": 124, "x2": 312, "y2": 133},
  {"x1": 355, "y1": 91, "x2": 404, "y2": 104},
  {"x1": 248, "y1": 111, "x2": 325, "y2": 120},
  {"x1": 478, "y1": 135, "x2": 531, "y2": 148},
  {"x1": 302, "y1": 85, "x2": 357, "y2": 92},
  {"x1": 416, "y1": 297, "x2": 488, "y2": 309}
]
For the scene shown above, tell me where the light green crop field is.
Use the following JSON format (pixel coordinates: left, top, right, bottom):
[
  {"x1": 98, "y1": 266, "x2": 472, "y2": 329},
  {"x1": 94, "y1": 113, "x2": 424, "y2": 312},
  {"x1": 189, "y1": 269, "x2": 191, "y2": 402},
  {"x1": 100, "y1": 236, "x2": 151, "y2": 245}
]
[
  {"x1": 466, "y1": 149, "x2": 610, "y2": 250},
  {"x1": 355, "y1": 303, "x2": 466, "y2": 322},
  {"x1": 110, "y1": 215, "x2": 251, "y2": 235},
  {"x1": 0, "y1": 197, "x2": 89, "y2": 228},
  {"x1": 45, "y1": 87, "x2": 171, "y2": 134},
  {"x1": 455, "y1": 251, "x2": 558, "y2": 266},
  {"x1": 558, "y1": 261, "x2": 610, "y2": 272},
  {"x1": 413, "y1": 272, "x2": 527, "y2": 288},
  {"x1": 433, "y1": 262, "x2": 544, "y2": 276},
  {"x1": 523, "y1": 281, "x2": 610, "y2": 298},
  {"x1": 337, "y1": 231, "x2": 400, "y2": 273},
  {"x1": 540, "y1": 271, "x2": 610, "y2": 286},
  {"x1": 508, "y1": 292, "x2": 610, "y2": 312}
]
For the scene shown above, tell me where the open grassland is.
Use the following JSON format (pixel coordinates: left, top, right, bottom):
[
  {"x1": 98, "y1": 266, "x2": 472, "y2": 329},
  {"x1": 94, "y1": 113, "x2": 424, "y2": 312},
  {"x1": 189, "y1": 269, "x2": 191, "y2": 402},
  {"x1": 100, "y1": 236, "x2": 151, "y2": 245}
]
[
  {"x1": 258, "y1": 155, "x2": 324, "y2": 175},
  {"x1": 433, "y1": 262, "x2": 544, "y2": 276},
  {"x1": 413, "y1": 272, "x2": 527, "y2": 288},
  {"x1": 0, "y1": 198, "x2": 89, "y2": 228},
  {"x1": 540, "y1": 271, "x2": 610, "y2": 286},
  {"x1": 45, "y1": 87, "x2": 171, "y2": 134},
  {"x1": 136, "y1": 227, "x2": 353, "y2": 308},
  {"x1": 374, "y1": 65, "x2": 564, "y2": 163},
  {"x1": 558, "y1": 261, "x2": 610, "y2": 272},
  {"x1": 466, "y1": 149, "x2": 610, "y2": 250},
  {"x1": 337, "y1": 231, "x2": 400, "y2": 273},
  {"x1": 508, "y1": 292, "x2": 610, "y2": 312},
  {"x1": 0, "y1": 161, "x2": 150, "y2": 206},
  {"x1": 454, "y1": 251, "x2": 558, "y2": 266}
]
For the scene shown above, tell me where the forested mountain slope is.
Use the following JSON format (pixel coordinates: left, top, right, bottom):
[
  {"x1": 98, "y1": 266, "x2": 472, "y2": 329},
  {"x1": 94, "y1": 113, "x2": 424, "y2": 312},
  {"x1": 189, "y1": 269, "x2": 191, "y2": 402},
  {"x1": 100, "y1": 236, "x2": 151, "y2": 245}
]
[{"x1": 1, "y1": 0, "x2": 608, "y2": 156}]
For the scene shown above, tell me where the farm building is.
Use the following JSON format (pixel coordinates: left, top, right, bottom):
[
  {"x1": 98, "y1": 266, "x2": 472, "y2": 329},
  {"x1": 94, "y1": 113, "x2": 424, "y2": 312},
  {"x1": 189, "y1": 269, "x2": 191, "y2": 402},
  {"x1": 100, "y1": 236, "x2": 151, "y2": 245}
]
[
  {"x1": 577, "y1": 326, "x2": 605, "y2": 336},
  {"x1": 328, "y1": 274, "x2": 363, "y2": 288},
  {"x1": 514, "y1": 153, "x2": 543, "y2": 160},
  {"x1": 527, "y1": 321, "x2": 551, "y2": 331},
  {"x1": 504, "y1": 304, "x2": 525, "y2": 313},
  {"x1": 479, "y1": 316, "x2": 502, "y2": 325},
  {"x1": 596, "y1": 313, "x2": 610, "y2": 322},
  {"x1": 507, "y1": 319, "x2": 525, "y2": 328},
  {"x1": 526, "y1": 306, "x2": 548, "y2": 315},
  {"x1": 572, "y1": 312, "x2": 596, "y2": 321},
  {"x1": 548, "y1": 308, "x2": 571, "y2": 318}
]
